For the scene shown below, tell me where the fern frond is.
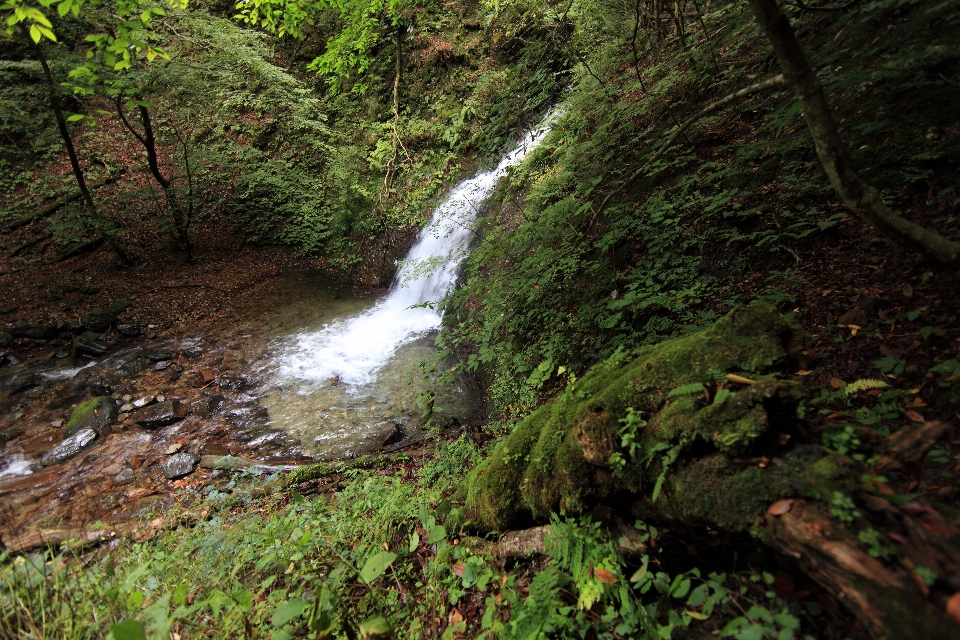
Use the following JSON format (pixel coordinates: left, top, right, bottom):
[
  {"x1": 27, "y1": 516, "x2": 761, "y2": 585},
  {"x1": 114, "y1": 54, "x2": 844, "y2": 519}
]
[
  {"x1": 844, "y1": 378, "x2": 890, "y2": 395},
  {"x1": 667, "y1": 382, "x2": 705, "y2": 398}
]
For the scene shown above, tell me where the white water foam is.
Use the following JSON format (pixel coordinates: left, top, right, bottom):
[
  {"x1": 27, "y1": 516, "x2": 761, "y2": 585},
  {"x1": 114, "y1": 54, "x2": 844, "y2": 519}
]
[
  {"x1": 0, "y1": 454, "x2": 33, "y2": 479},
  {"x1": 277, "y1": 117, "x2": 554, "y2": 387}
]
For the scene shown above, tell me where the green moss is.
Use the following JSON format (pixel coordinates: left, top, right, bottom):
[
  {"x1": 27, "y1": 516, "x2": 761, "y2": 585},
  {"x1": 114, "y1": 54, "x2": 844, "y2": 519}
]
[
  {"x1": 458, "y1": 302, "x2": 806, "y2": 531},
  {"x1": 63, "y1": 396, "x2": 117, "y2": 437}
]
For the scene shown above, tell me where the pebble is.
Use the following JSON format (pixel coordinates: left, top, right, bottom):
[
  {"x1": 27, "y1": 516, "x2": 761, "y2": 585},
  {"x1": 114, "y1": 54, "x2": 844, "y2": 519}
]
[
  {"x1": 155, "y1": 361, "x2": 171, "y2": 371},
  {"x1": 118, "y1": 412, "x2": 130, "y2": 421},
  {"x1": 156, "y1": 395, "x2": 166, "y2": 403},
  {"x1": 120, "y1": 404, "x2": 134, "y2": 413},
  {"x1": 133, "y1": 395, "x2": 155, "y2": 408},
  {"x1": 122, "y1": 395, "x2": 132, "y2": 403},
  {"x1": 51, "y1": 420, "x2": 63, "y2": 428}
]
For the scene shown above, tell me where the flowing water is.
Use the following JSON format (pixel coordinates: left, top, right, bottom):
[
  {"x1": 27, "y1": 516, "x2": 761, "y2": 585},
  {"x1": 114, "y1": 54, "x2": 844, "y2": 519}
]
[{"x1": 249, "y1": 118, "x2": 555, "y2": 458}]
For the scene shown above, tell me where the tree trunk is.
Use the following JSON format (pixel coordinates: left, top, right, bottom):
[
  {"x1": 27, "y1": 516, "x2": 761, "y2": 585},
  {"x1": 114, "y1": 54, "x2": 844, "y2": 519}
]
[
  {"x1": 745, "y1": 0, "x2": 960, "y2": 265},
  {"x1": 115, "y1": 100, "x2": 192, "y2": 260},
  {"x1": 455, "y1": 303, "x2": 960, "y2": 640}
]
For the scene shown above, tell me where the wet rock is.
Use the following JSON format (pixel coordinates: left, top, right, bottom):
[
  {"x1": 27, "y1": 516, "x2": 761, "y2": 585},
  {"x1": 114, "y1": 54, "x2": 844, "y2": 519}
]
[
  {"x1": 381, "y1": 423, "x2": 406, "y2": 447},
  {"x1": 117, "y1": 354, "x2": 150, "y2": 376},
  {"x1": 135, "y1": 400, "x2": 189, "y2": 428},
  {"x1": 187, "y1": 368, "x2": 216, "y2": 388},
  {"x1": 108, "y1": 299, "x2": 131, "y2": 315},
  {"x1": 74, "y1": 331, "x2": 109, "y2": 357},
  {"x1": 0, "y1": 332, "x2": 13, "y2": 347},
  {"x1": 12, "y1": 324, "x2": 56, "y2": 340},
  {"x1": 0, "y1": 362, "x2": 56, "y2": 395},
  {"x1": 165, "y1": 366, "x2": 183, "y2": 382},
  {"x1": 156, "y1": 395, "x2": 166, "y2": 403},
  {"x1": 122, "y1": 395, "x2": 132, "y2": 403},
  {"x1": 40, "y1": 428, "x2": 96, "y2": 465},
  {"x1": 155, "y1": 360, "x2": 171, "y2": 371},
  {"x1": 83, "y1": 308, "x2": 117, "y2": 332},
  {"x1": 54, "y1": 348, "x2": 72, "y2": 359},
  {"x1": 133, "y1": 395, "x2": 155, "y2": 408},
  {"x1": 89, "y1": 376, "x2": 119, "y2": 396},
  {"x1": 63, "y1": 396, "x2": 118, "y2": 437},
  {"x1": 146, "y1": 349, "x2": 178, "y2": 362},
  {"x1": 113, "y1": 467, "x2": 136, "y2": 485},
  {"x1": 194, "y1": 394, "x2": 224, "y2": 418},
  {"x1": 163, "y1": 453, "x2": 198, "y2": 479},
  {"x1": 117, "y1": 323, "x2": 140, "y2": 336},
  {"x1": 118, "y1": 412, "x2": 129, "y2": 421},
  {"x1": 120, "y1": 403, "x2": 134, "y2": 413},
  {"x1": 181, "y1": 345, "x2": 203, "y2": 360},
  {"x1": 4, "y1": 352, "x2": 24, "y2": 366}
]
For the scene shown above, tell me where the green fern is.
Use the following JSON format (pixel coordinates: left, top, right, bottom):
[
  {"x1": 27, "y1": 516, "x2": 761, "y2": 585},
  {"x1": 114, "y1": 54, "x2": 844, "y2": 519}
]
[
  {"x1": 667, "y1": 382, "x2": 706, "y2": 398},
  {"x1": 844, "y1": 378, "x2": 890, "y2": 395}
]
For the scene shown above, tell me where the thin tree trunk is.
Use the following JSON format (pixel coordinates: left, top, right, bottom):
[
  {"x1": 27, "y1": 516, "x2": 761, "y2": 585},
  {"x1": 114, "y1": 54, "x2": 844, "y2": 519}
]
[
  {"x1": 31, "y1": 38, "x2": 130, "y2": 265},
  {"x1": 746, "y1": 0, "x2": 960, "y2": 265}
]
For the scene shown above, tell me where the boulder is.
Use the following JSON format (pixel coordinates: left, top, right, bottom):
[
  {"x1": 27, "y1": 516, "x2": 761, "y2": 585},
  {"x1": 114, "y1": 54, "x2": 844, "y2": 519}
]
[
  {"x1": 74, "y1": 331, "x2": 109, "y2": 357},
  {"x1": 63, "y1": 396, "x2": 118, "y2": 437},
  {"x1": 83, "y1": 308, "x2": 117, "y2": 332},
  {"x1": 135, "y1": 400, "x2": 189, "y2": 428},
  {"x1": 117, "y1": 323, "x2": 141, "y2": 336},
  {"x1": 41, "y1": 429, "x2": 96, "y2": 466},
  {"x1": 162, "y1": 453, "x2": 198, "y2": 479}
]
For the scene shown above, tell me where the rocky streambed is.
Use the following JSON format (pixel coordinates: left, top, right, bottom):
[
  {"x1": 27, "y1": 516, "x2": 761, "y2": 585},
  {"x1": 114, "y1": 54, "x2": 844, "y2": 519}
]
[{"x1": 0, "y1": 268, "x2": 481, "y2": 551}]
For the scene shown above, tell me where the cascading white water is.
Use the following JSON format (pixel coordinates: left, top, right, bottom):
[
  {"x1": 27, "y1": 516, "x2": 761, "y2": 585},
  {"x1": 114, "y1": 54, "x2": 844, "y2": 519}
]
[{"x1": 277, "y1": 117, "x2": 553, "y2": 388}]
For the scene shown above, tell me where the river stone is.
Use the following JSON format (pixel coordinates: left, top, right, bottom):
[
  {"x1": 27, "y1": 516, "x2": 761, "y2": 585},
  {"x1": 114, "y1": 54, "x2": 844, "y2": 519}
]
[
  {"x1": 120, "y1": 403, "x2": 134, "y2": 413},
  {"x1": 117, "y1": 354, "x2": 151, "y2": 376},
  {"x1": 64, "y1": 396, "x2": 118, "y2": 437},
  {"x1": 194, "y1": 394, "x2": 224, "y2": 418},
  {"x1": 12, "y1": 324, "x2": 56, "y2": 340},
  {"x1": 74, "y1": 331, "x2": 109, "y2": 356},
  {"x1": 0, "y1": 332, "x2": 13, "y2": 347},
  {"x1": 41, "y1": 429, "x2": 96, "y2": 466},
  {"x1": 163, "y1": 453, "x2": 198, "y2": 479},
  {"x1": 113, "y1": 467, "x2": 136, "y2": 485},
  {"x1": 135, "y1": 400, "x2": 188, "y2": 428},
  {"x1": 146, "y1": 349, "x2": 178, "y2": 362},
  {"x1": 117, "y1": 323, "x2": 140, "y2": 336},
  {"x1": 83, "y1": 308, "x2": 117, "y2": 332},
  {"x1": 133, "y1": 395, "x2": 155, "y2": 408}
]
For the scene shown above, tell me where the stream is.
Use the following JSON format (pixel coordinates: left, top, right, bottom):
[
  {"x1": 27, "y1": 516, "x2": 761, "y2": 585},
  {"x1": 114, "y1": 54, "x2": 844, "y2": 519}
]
[{"x1": 0, "y1": 117, "x2": 552, "y2": 546}]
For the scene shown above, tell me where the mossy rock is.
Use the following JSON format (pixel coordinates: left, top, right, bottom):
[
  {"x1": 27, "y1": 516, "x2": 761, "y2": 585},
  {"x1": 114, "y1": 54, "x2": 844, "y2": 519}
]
[
  {"x1": 64, "y1": 396, "x2": 118, "y2": 437},
  {"x1": 457, "y1": 302, "x2": 808, "y2": 531}
]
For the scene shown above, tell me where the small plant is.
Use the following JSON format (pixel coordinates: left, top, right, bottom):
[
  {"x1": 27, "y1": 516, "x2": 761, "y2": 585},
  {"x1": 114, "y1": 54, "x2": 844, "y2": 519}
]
[
  {"x1": 829, "y1": 492, "x2": 860, "y2": 523},
  {"x1": 857, "y1": 527, "x2": 896, "y2": 559}
]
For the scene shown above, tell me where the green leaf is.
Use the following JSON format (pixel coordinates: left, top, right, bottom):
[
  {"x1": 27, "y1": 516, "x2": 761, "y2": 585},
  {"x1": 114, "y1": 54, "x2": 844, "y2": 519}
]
[
  {"x1": 427, "y1": 524, "x2": 446, "y2": 544},
  {"x1": 272, "y1": 598, "x2": 309, "y2": 627},
  {"x1": 630, "y1": 558, "x2": 649, "y2": 583},
  {"x1": 667, "y1": 382, "x2": 704, "y2": 398},
  {"x1": 408, "y1": 531, "x2": 419, "y2": 553},
  {"x1": 359, "y1": 551, "x2": 397, "y2": 584},
  {"x1": 110, "y1": 620, "x2": 147, "y2": 640},
  {"x1": 359, "y1": 615, "x2": 390, "y2": 637}
]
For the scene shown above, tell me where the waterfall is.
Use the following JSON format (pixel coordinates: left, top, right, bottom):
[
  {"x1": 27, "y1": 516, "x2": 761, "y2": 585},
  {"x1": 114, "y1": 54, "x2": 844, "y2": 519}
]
[{"x1": 278, "y1": 117, "x2": 553, "y2": 388}]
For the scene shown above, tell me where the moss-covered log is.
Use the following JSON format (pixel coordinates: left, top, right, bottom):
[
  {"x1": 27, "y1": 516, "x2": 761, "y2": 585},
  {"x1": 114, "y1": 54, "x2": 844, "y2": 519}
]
[{"x1": 456, "y1": 302, "x2": 960, "y2": 640}]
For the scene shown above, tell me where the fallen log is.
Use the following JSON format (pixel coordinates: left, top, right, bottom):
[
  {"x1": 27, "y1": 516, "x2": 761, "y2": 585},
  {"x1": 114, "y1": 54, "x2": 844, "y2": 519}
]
[{"x1": 454, "y1": 302, "x2": 960, "y2": 640}]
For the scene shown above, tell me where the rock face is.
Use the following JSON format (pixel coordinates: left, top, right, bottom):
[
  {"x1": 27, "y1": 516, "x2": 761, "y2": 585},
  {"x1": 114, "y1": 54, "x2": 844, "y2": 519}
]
[
  {"x1": 162, "y1": 453, "x2": 198, "y2": 479},
  {"x1": 117, "y1": 323, "x2": 140, "y2": 336},
  {"x1": 63, "y1": 396, "x2": 118, "y2": 437},
  {"x1": 135, "y1": 400, "x2": 189, "y2": 428},
  {"x1": 41, "y1": 429, "x2": 97, "y2": 465}
]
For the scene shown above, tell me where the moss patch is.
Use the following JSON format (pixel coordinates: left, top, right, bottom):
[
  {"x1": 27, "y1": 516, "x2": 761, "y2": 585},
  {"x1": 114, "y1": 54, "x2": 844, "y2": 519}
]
[
  {"x1": 63, "y1": 396, "x2": 118, "y2": 438},
  {"x1": 458, "y1": 302, "x2": 808, "y2": 531}
]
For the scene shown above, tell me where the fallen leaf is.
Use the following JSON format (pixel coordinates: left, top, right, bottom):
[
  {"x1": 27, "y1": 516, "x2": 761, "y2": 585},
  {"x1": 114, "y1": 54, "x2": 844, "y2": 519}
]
[
  {"x1": 452, "y1": 563, "x2": 465, "y2": 577},
  {"x1": 449, "y1": 609, "x2": 464, "y2": 625},
  {"x1": 767, "y1": 499, "x2": 795, "y2": 516},
  {"x1": 903, "y1": 283, "x2": 913, "y2": 297},
  {"x1": 947, "y1": 593, "x2": 960, "y2": 626},
  {"x1": 830, "y1": 377, "x2": 846, "y2": 389},
  {"x1": 795, "y1": 370, "x2": 812, "y2": 376},
  {"x1": 594, "y1": 568, "x2": 618, "y2": 584},
  {"x1": 724, "y1": 373, "x2": 755, "y2": 385},
  {"x1": 686, "y1": 610, "x2": 709, "y2": 620},
  {"x1": 826, "y1": 412, "x2": 845, "y2": 419},
  {"x1": 867, "y1": 389, "x2": 883, "y2": 397},
  {"x1": 166, "y1": 443, "x2": 182, "y2": 454},
  {"x1": 903, "y1": 410, "x2": 925, "y2": 423}
]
